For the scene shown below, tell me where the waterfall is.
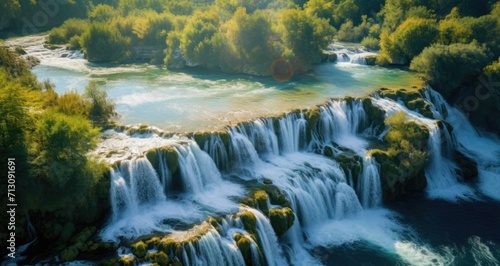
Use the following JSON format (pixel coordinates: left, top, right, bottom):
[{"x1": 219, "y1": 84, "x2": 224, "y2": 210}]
[
  {"x1": 101, "y1": 88, "x2": 500, "y2": 265},
  {"x1": 176, "y1": 142, "x2": 224, "y2": 194},
  {"x1": 312, "y1": 100, "x2": 368, "y2": 153},
  {"x1": 202, "y1": 133, "x2": 229, "y2": 172},
  {"x1": 372, "y1": 96, "x2": 475, "y2": 201},
  {"x1": 358, "y1": 156, "x2": 382, "y2": 208},
  {"x1": 110, "y1": 158, "x2": 166, "y2": 221},
  {"x1": 424, "y1": 124, "x2": 459, "y2": 190},
  {"x1": 423, "y1": 88, "x2": 500, "y2": 201},
  {"x1": 246, "y1": 208, "x2": 288, "y2": 266},
  {"x1": 349, "y1": 54, "x2": 367, "y2": 65},
  {"x1": 278, "y1": 113, "x2": 307, "y2": 154}
]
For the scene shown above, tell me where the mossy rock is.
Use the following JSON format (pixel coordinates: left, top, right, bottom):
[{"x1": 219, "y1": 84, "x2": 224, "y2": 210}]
[
  {"x1": 260, "y1": 185, "x2": 289, "y2": 207},
  {"x1": 159, "y1": 146, "x2": 179, "y2": 173},
  {"x1": 146, "y1": 237, "x2": 161, "y2": 249},
  {"x1": 253, "y1": 191, "x2": 269, "y2": 216},
  {"x1": 269, "y1": 207, "x2": 295, "y2": 237},
  {"x1": 263, "y1": 178, "x2": 273, "y2": 185},
  {"x1": 219, "y1": 131, "x2": 230, "y2": 147},
  {"x1": 145, "y1": 148, "x2": 160, "y2": 172},
  {"x1": 419, "y1": 103, "x2": 434, "y2": 118},
  {"x1": 233, "y1": 233, "x2": 252, "y2": 265},
  {"x1": 71, "y1": 227, "x2": 96, "y2": 244},
  {"x1": 15, "y1": 46, "x2": 27, "y2": 55},
  {"x1": 60, "y1": 246, "x2": 79, "y2": 262},
  {"x1": 323, "y1": 146, "x2": 334, "y2": 157},
  {"x1": 147, "y1": 251, "x2": 170, "y2": 266},
  {"x1": 132, "y1": 240, "x2": 147, "y2": 258},
  {"x1": 365, "y1": 55, "x2": 377, "y2": 65},
  {"x1": 305, "y1": 108, "x2": 321, "y2": 130},
  {"x1": 208, "y1": 216, "x2": 220, "y2": 232},
  {"x1": 158, "y1": 238, "x2": 183, "y2": 256},
  {"x1": 193, "y1": 131, "x2": 211, "y2": 148},
  {"x1": 118, "y1": 255, "x2": 135, "y2": 266},
  {"x1": 362, "y1": 97, "x2": 385, "y2": 130},
  {"x1": 454, "y1": 150, "x2": 478, "y2": 180},
  {"x1": 406, "y1": 98, "x2": 425, "y2": 110},
  {"x1": 238, "y1": 211, "x2": 257, "y2": 234}
]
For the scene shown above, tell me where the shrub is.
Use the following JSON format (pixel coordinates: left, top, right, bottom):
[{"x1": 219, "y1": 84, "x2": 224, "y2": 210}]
[{"x1": 410, "y1": 42, "x2": 490, "y2": 96}]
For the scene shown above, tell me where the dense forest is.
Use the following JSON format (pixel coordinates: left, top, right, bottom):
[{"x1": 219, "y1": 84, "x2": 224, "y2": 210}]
[{"x1": 1, "y1": 0, "x2": 500, "y2": 263}]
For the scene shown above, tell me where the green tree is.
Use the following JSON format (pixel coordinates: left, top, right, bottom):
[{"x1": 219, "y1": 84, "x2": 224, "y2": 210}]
[
  {"x1": 277, "y1": 8, "x2": 335, "y2": 66},
  {"x1": 379, "y1": 18, "x2": 438, "y2": 64},
  {"x1": 80, "y1": 22, "x2": 131, "y2": 62},
  {"x1": 223, "y1": 8, "x2": 275, "y2": 70},
  {"x1": 180, "y1": 9, "x2": 223, "y2": 68},
  {"x1": 410, "y1": 42, "x2": 490, "y2": 96},
  {"x1": 84, "y1": 81, "x2": 115, "y2": 128},
  {"x1": 0, "y1": 0, "x2": 20, "y2": 20}
]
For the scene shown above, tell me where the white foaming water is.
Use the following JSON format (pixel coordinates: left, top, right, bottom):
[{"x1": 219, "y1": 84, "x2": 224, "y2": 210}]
[
  {"x1": 424, "y1": 89, "x2": 500, "y2": 201},
  {"x1": 98, "y1": 89, "x2": 499, "y2": 265},
  {"x1": 468, "y1": 236, "x2": 499, "y2": 266},
  {"x1": 312, "y1": 100, "x2": 368, "y2": 153},
  {"x1": 395, "y1": 241, "x2": 455, "y2": 266},
  {"x1": 109, "y1": 158, "x2": 166, "y2": 221},
  {"x1": 278, "y1": 113, "x2": 308, "y2": 154},
  {"x1": 372, "y1": 96, "x2": 476, "y2": 201},
  {"x1": 358, "y1": 156, "x2": 382, "y2": 208}
]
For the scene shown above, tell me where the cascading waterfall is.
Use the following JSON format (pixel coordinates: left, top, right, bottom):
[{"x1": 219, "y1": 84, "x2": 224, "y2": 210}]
[
  {"x1": 110, "y1": 158, "x2": 166, "y2": 221},
  {"x1": 358, "y1": 156, "x2": 382, "y2": 208},
  {"x1": 278, "y1": 113, "x2": 308, "y2": 154},
  {"x1": 312, "y1": 100, "x2": 368, "y2": 153},
  {"x1": 101, "y1": 89, "x2": 497, "y2": 265},
  {"x1": 372, "y1": 96, "x2": 473, "y2": 201},
  {"x1": 175, "y1": 142, "x2": 225, "y2": 194},
  {"x1": 423, "y1": 88, "x2": 500, "y2": 201}
]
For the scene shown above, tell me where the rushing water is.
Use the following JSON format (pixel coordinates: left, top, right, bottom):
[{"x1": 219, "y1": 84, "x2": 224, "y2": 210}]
[{"x1": 4, "y1": 36, "x2": 500, "y2": 265}]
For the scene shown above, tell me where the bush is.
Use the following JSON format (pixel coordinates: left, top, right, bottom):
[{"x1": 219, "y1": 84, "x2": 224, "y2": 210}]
[
  {"x1": 80, "y1": 22, "x2": 131, "y2": 62},
  {"x1": 380, "y1": 18, "x2": 438, "y2": 64},
  {"x1": 361, "y1": 36, "x2": 380, "y2": 50},
  {"x1": 84, "y1": 81, "x2": 115, "y2": 128},
  {"x1": 47, "y1": 19, "x2": 89, "y2": 45},
  {"x1": 410, "y1": 42, "x2": 490, "y2": 96}
]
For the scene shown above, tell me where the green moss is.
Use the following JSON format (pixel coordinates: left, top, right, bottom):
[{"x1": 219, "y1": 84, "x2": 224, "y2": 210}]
[
  {"x1": 365, "y1": 55, "x2": 377, "y2": 65},
  {"x1": 305, "y1": 108, "x2": 321, "y2": 130},
  {"x1": 208, "y1": 216, "x2": 220, "y2": 232},
  {"x1": 239, "y1": 211, "x2": 257, "y2": 233},
  {"x1": 146, "y1": 237, "x2": 161, "y2": 249},
  {"x1": 145, "y1": 148, "x2": 160, "y2": 172},
  {"x1": 159, "y1": 146, "x2": 179, "y2": 173},
  {"x1": 261, "y1": 185, "x2": 289, "y2": 207},
  {"x1": 369, "y1": 112, "x2": 429, "y2": 201},
  {"x1": 118, "y1": 255, "x2": 135, "y2": 266},
  {"x1": 323, "y1": 146, "x2": 333, "y2": 157},
  {"x1": 263, "y1": 178, "x2": 273, "y2": 185},
  {"x1": 253, "y1": 190, "x2": 269, "y2": 216},
  {"x1": 132, "y1": 240, "x2": 147, "y2": 258},
  {"x1": 148, "y1": 251, "x2": 170, "y2": 265},
  {"x1": 193, "y1": 131, "x2": 210, "y2": 148},
  {"x1": 60, "y1": 246, "x2": 79, "y2": 262},
  {"x1": 234, "y1": 233, "x2": 252, "y2": 265},
  {"x1": 362, "y1": 97, "x2": 385, "y2": 130},
  {"x1": 269, "y1": 207, "x2": 295, "y2": 237}
]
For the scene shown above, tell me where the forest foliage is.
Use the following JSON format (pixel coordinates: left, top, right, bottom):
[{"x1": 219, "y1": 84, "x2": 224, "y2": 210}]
[{"x1": 0, "y1": 46, "x2": 114, "y2": 243}]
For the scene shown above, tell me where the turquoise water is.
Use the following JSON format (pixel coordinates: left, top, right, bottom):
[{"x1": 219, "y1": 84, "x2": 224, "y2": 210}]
[
  {"x1": 7, "y1": 34, "x2": 419, "y2": 132},
  {"x1": 32, "y1": 63, "x2": 420, "y2": 132}
]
